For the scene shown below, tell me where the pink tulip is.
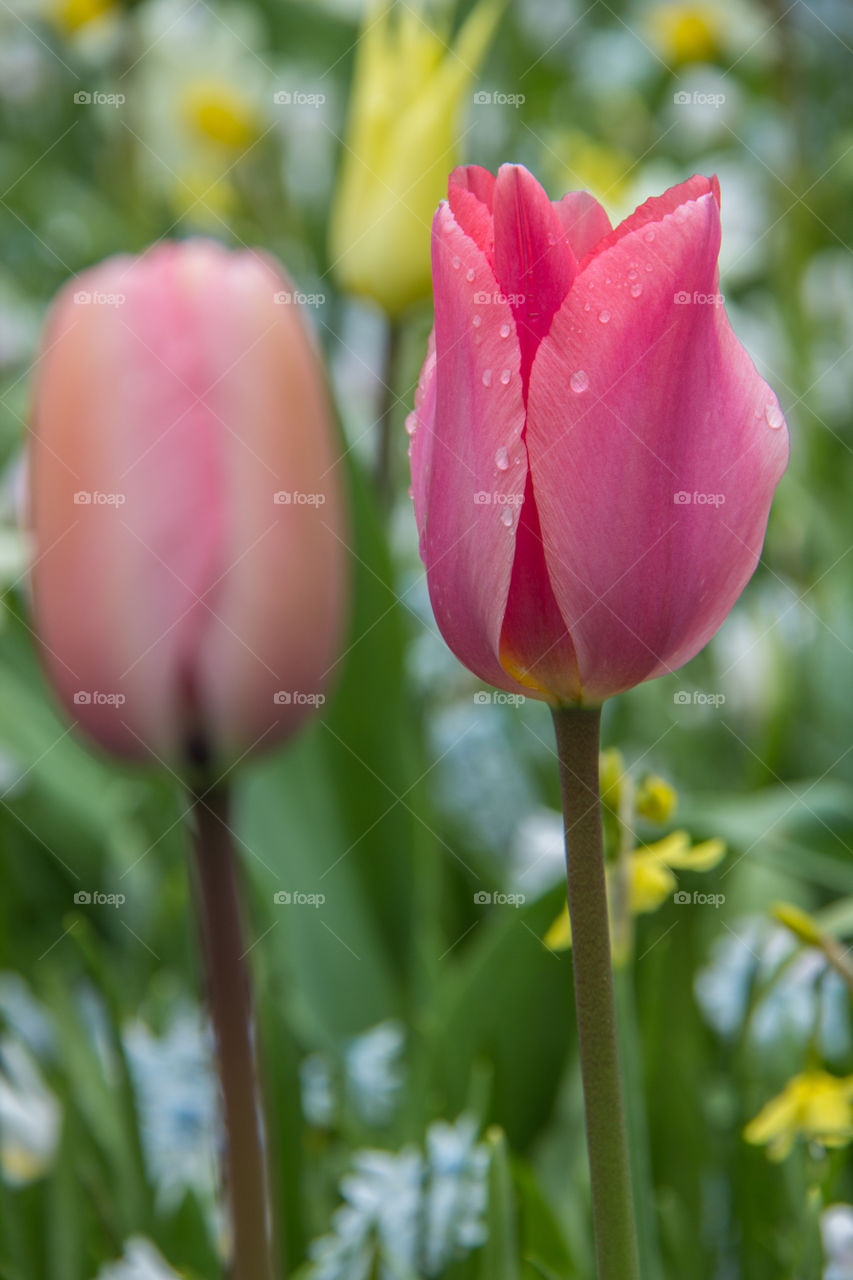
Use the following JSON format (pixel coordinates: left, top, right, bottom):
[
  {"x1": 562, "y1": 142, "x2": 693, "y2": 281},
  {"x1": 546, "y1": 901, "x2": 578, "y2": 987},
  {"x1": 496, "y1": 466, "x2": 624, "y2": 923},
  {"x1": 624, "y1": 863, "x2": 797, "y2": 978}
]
[
  {"x1": 29, "y1": 239, "x2": 348, "y2": 763},
  {"x1": 408, "y1": 165, "x2": 788, "y2": 704}
]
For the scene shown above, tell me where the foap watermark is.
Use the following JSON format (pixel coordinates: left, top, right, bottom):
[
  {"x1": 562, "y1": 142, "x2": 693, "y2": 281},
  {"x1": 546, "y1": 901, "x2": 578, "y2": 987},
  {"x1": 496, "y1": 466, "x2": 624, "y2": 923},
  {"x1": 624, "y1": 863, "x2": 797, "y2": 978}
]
[
  {"x1": 673, "y1": 690, "x2": 726, "y2": 708},
  {"x1": 273, "y1": 690, "x2": 326, "y2": 707},
  {"x1": 674, "y1": 290, "x2": 724, "y2": 306},
  {"x1": 673, "y1": 90, "x2": 725, "y2": 108},
  {"x1": 473, "y1": 290, "x2": 525, "y2": 307},
  {"x1": 274, "y1": 490, "x2": 326, "y2": 505},
  {"x1": 273, "y1": 890, "x2": 325, "y2": 906},
  {"x1": 673, "y1": 490, "x2": 725, "y2": 507},
  {"x1": 473, "y1": 490, "x2": 523, "y2": 506},
  {"x1": 74, "y1": 490, "x2": 126, "y2": 506},
  {"x1": 674, "y1": 890, "x2": 725, "y2": 908},
  {"x1": 473, "y1": 691, "x2": 525, "y2": 706},
  {"x1": 74, "y1": 690, "x2": 126, "y2": 706},
  {"x1": 73, "y1": 290, "x2": 125, "y2": 307},
  {"x1": 74, "y1": 89, "x2": 125, "y2": 108},
  {"x1": 274, "y1": 289, "x2": 325, "y2": 307},
  {"x1": 273, "y1": 89, "x2": 325, "y2": 107},
  {"x1": 473, "y1": 90, "x2": 525, "y2": 108},
  {"x1": 473, "y1": 890, "x2": 526, "y2": 907},
  {"x1": 73, "y1": 889, "x2": 127, "y2": 907}
]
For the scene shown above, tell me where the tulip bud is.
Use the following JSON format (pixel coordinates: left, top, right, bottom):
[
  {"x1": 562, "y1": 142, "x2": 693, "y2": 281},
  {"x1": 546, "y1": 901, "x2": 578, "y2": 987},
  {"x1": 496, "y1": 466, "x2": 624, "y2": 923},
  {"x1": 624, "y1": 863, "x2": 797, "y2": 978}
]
[
  {"x1": 28, "y1": 239, "x2": 348, "y2": 766},
  {"x1": 328, "y1": 0, "x2": 500, "y2": 316},
  {"x1": 408, "y1": 165, "x2": 788, "y2": 705}
]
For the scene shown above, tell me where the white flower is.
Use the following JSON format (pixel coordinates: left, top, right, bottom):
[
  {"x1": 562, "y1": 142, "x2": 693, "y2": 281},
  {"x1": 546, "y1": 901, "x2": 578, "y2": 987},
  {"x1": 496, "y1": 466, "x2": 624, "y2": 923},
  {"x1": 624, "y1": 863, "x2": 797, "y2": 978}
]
[
  {"x1": 93, "y1": 1236, "x2": 181, "y2": 1280},
  {"x1": 307, "y1": 1115, "x2": 490, "y2": 1279},
  {"x1": 823, "y1": 1204, "x2": 853, "y2": 1280},
  {"x1": 122, "y1": 1005, "x2": 220, "y2": 1213},
  {"x1": 345, "y1": 1020, "x2": 405, "y2": 1126},
  {"x1": 129, "y1": 0, "x2": 272, "y2": 220},
  {"x1": 0, "y1": 1036, "x2": 61, "y2": 1185}
]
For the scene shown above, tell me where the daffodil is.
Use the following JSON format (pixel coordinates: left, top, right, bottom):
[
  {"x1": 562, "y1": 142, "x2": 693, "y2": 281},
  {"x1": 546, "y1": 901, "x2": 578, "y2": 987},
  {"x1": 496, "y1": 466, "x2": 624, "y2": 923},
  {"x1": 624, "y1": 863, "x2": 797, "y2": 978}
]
[
  {"x1": 647, "y1": 2, "x2": 723, "y2": 64},
  {"x1": 545, "y1": 830, "x2": 726, "y2": 952},
  {"x1": 131, "y1": 0, "x2": 270, "y2": 223},
  {"x1": 744, "y1": 1070, "x2": 853, "y2": 1161},
  {"x1": 328, "y1": 0, "x2": 501, "y2": 316}
]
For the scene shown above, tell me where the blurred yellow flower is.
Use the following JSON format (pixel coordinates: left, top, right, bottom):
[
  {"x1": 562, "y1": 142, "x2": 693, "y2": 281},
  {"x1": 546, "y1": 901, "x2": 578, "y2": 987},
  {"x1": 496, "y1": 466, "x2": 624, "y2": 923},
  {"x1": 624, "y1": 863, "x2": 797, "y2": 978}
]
[
  {"x1": 545, "y1": 830, "x2": 726, "y2": 950},
  {"x1": 635, "y1": 773, "x2": 678, "y2": 823},
  {"x1": 647, "y1": 2, "x2": 723, "y2": 64},
  {"x1": 329, "y1": 0, "x2": 501, "y2": 316},
  {"x1": 744, "y1": 1071, "x2": 853, "y2": 1161},
  {"x1": 599, "y1": 748, "x2": 625, "y2": 812},
  {"x1": 550, "y1": 129, "x2": 633, "y2": 210},
  {"x1": 180, "y1": 78, "x2": 260, "y2": 150},
  {"x1": 49, "y1": 0, "x2": 115, "y2": 34}
]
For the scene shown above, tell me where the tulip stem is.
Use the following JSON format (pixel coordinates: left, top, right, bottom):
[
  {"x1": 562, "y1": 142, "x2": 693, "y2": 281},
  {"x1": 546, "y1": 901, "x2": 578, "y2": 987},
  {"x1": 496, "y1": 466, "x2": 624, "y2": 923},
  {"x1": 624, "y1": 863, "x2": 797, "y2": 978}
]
[
  {"x1": 551, "y1": 705, "x2": 640, "y2": 1280},
  {"x1": 190, "y1": 782, "x2": 278, "y2": 1280},
  {"x1": 375, "y1": 315, "x2": 403, "y2": 505}
]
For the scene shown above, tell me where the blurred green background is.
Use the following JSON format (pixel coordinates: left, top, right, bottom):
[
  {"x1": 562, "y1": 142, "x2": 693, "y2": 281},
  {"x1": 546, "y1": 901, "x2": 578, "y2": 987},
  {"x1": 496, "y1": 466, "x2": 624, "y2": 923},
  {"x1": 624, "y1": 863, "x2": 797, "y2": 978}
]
[{"x1": 1, "y1": 0, "x2": 853, "y2": 1277}]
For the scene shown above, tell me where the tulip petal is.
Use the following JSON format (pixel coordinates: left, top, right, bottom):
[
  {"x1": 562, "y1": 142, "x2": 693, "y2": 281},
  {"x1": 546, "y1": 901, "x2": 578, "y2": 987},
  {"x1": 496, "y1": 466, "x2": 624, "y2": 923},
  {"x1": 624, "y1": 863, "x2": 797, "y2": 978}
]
[
  {"x1": 552, "y1": 190, "x2": 613, "y2": 260},
  {"x1": 411, "y1": 201, "x2": 529, "y2": 692},
  {"x1": 526, "y1": 184, "x2": 789, "y2": 702},
  {"x1": 493, "y1": 164, "x2": 577, "y2": 387},
  {"x1": 448, "y1": 165, "x2": 496, "y2": 263},
  {"x1": 579, "y1": 173, "x2": 718, "y2": 267}
]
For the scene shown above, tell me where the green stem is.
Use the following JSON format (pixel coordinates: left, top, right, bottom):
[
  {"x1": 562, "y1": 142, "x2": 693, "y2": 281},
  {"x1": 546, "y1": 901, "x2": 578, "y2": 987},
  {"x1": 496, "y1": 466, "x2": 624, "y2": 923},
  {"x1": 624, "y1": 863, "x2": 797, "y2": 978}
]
[
  {"x1": 374, "y1": 315, "x2": 403, "y2": 506},
  {"x1": 551, "y1": 706, "x2": 639, "y2": 1280},
  {"x1": 190, "y1": 783, "x2": 279, "y2": 1280}
]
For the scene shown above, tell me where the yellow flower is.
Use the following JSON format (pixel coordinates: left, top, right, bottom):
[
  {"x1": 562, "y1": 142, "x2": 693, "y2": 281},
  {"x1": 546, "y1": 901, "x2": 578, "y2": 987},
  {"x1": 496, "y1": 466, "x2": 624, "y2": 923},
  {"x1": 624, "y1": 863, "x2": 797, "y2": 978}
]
[
  {"x1": 772, "y1": 901, "x2": 823, "y2": 948},
  {"x1": 180, "y1": 78, "x2": 259, "y2": 150},
  {"x1": 647, "y1": 2, "x2": 723, "y2": 64},
  {"x1": 744, "y1": 1071, "x2": 853, "y2": 1161},
  {"x1": 599, "y1": 748, "x2": 625, "y2": 812},
  {"x1": 548, "y1": 130, "x2": 633, "y2": 211},
  {"x1": 49, "y1": 0, "x2": 115, "y2": 34},
  {"x1": 329, "y1": 0, "x2": 501, "y2": 316},
  {"x1": 635, "y1": 773, "x2": 678, "y2": 823},
  {"x1": 544, "y1": 831, "x2": 726, "y2": 950}
]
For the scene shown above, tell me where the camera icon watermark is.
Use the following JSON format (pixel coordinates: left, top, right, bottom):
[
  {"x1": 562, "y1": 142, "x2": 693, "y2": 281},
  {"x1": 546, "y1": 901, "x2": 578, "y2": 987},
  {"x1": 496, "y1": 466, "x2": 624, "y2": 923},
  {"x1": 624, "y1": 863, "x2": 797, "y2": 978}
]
[
  {"x1": 73, "y1": 290, "x2": 125, "y2": 307},
  {"x1": 273, "y1": 889, "x2": 325, "y2": 906},
  {"x1": 673, "y1": 90, "x2": 725, "y2": 108},
  {"x1": 674, "y1": 889, "x2": 725, "y2": 907},
  {"x1": 673, "y1": 690, "x2": 726, "y2": 708},
  {"x1": 73, "y1": 89, "x2": 126, "y2": 107},
  {"x1": 672, "y1": 490, "x2": 725, "y2": 507},
  {"x1": 73, "y1": 490, "x2": 126, "y2": 506},
  {"x1": 473, "y1": 89, "x2": 525, "y2": 108},
  {"x1": 473, "y1": 889, "x2": 525, "y2": 906},
  {"x1": 472, "y1": 290, "x2": 525, "y2": 306},
  {"x1": 273, "y1": 490, "x2": 326, "y2": 506},
  {"x1": 473, "y1": 491, "x2": 524, "y2": 506},
  {"x1": 73, "y1": 889, "x2": 126, "y2": 907},
  {"x1": 273, "y1": 290, "x2": 325, "y2": 307},
  {"x1": 674, "y1": 290, "x2": 725, "y2": 306},
  {"x1": 273, "y1": 690, "x2": 326, "y2": 707},
  {"x1": 273, "y1": 89, "x2": 326, "y2": 107},
  {"x1": 473, "y1": 690, "x2": 525, "y2": 706},
  {"x1": 73, "y1": 690, "x2": 126, "y2": 706}
]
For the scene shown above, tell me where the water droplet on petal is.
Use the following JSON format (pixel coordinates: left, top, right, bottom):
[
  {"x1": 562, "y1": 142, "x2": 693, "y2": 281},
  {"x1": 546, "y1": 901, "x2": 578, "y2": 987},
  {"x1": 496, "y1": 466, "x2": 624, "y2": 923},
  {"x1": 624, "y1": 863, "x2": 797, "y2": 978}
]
[
  {"x1": 584, "y1": 301, "x2": 591, "y2": 312},
  {"x1": 501, "y1": 507, "x2": 514, "y2": 528},
  {"x1": 499, "y1": 322, "x2": 511, "y2": 338},
  {"x1": 765, "y1": 402, "x2": 784, "y2": 429},
  {"x1": 465, "y1": 268, "x2": 476, "y2": 282},
  {"x1": 628, "y1": 267, "x2": 639, "y2": 280},
  {"x1": 405, "y1": 418, "x2": 416, "y2": 436},
  {"x1": 452, "y1": 255, "x2": 461, "y2": 270},
  {"x1": 570, "y1": 369, "x2": 589, "y2": 394},
  {"x1": 482, "y1": 368, "x2": 493, "y2": 387},
  {"x1": 472, "y1": 315, "x2": 482, "y2": 328},
  {"x1": 630, "y1": 282, "x2": 643, "y2": 298},
  {"x1": 499, "y1": 368, "x2": 511, "y2": 385},
  {"x1": 495, "y1": 446, "x2": 509, "y2": 470},
  {"x1": 407, "y1": 443, "x2": 412, "y2": 457},
  {"x1": 598, "y1": 309, "x2": 611, "y2": 324},
  {"x1": 645, "y1": 262, "x2": 653, "y2": 272},
  {"x1": 643, "y1": 228, "x2": 655, "y2": 243},
  {"x1": 407, "y1": 484, "x2": 414, "y2": 499}
]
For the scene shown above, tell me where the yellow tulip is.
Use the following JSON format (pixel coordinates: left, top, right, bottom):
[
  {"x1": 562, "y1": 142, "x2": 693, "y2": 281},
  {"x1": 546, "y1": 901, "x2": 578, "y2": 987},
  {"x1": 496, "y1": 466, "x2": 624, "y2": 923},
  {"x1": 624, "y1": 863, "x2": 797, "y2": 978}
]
[{"x1": 329, "y1": 0, "x2": 501, "y2": 316}]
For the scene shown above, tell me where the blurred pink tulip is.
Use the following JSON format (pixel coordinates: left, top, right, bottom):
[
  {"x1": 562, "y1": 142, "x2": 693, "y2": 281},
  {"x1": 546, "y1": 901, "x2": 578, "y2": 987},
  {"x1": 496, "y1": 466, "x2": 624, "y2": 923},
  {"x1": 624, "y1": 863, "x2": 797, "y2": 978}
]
[
  {"x1": 408, "y1": 164, "x2": 789, "y2": 704},
  {"x1": 29, "y1": 239, "x2": 348, "y2": 764}
]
